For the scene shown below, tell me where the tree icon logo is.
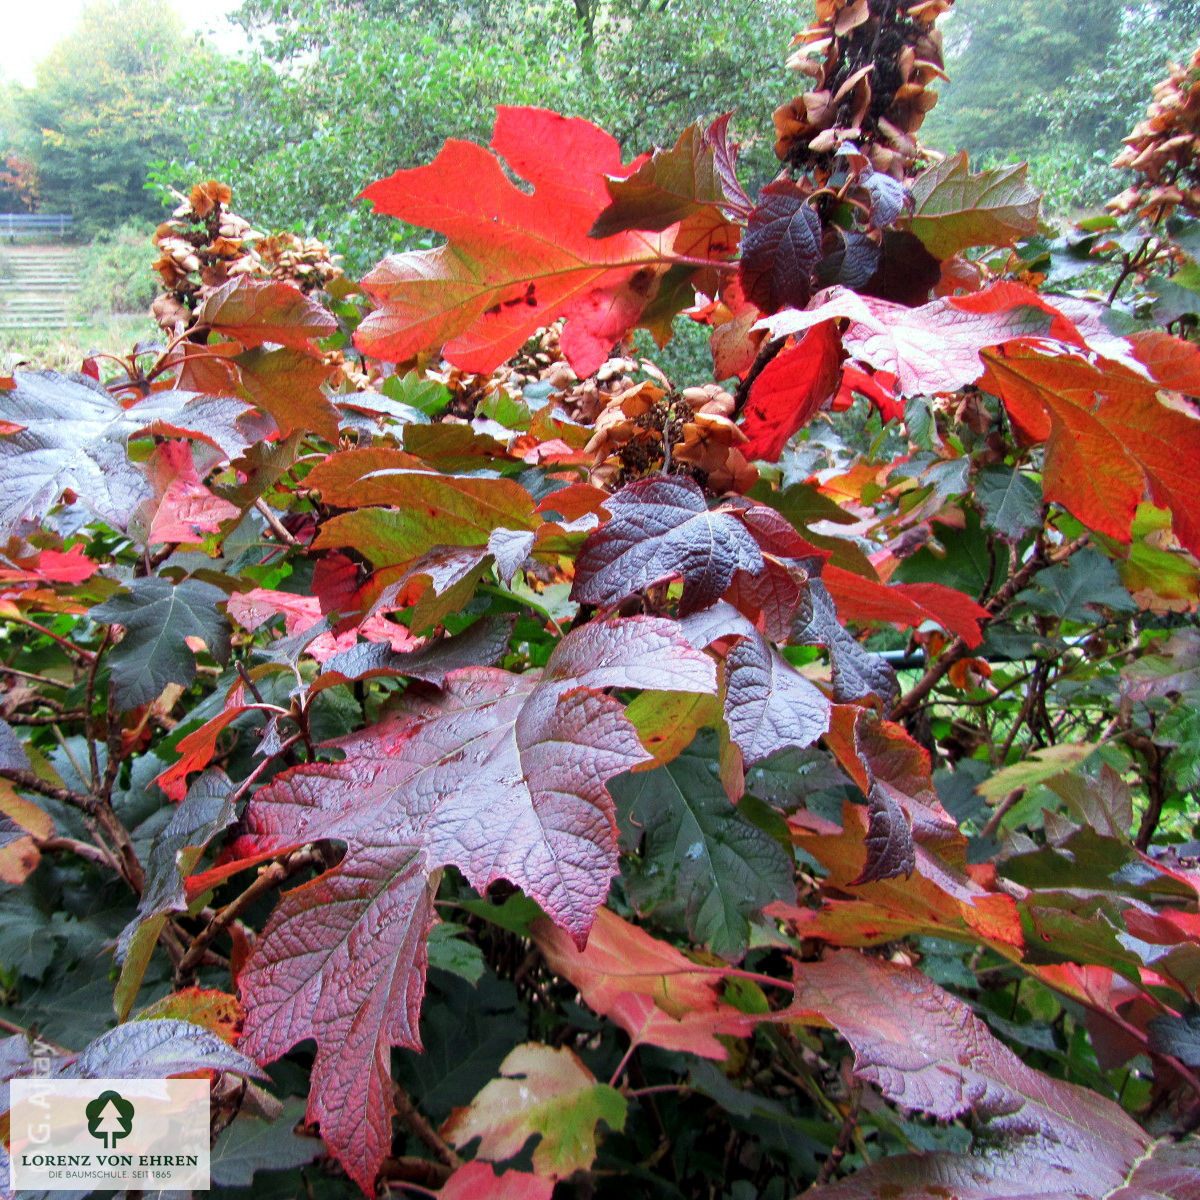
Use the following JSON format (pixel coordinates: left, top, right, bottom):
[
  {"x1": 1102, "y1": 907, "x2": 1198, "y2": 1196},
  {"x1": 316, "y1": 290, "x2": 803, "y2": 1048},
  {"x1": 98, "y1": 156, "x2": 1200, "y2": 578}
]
[{"x1": 85, "y1": 1090, "x2": 135, "y2": 1149}]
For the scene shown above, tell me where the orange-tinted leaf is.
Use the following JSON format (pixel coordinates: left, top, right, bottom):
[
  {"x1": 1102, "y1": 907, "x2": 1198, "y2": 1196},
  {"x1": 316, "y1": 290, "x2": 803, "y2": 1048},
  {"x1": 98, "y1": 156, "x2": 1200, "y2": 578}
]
[
  {"x1": 823, "y1": 705, "x2": 963, "y2": 868},
  {"x1": 193, "y1": 277, "x2": 337, "y2": 350},
  {"x1": 532, "y1": 908, "x2": 753, "y2": 1059},
  {"x1": 356, "y1": 107, "x2": 690, "y2": 377},
  {"x1": 823, "y1": 564, "x2": 988, "y2": 647},
  {"x1": 0, "y1": 779, "x2": 52, "y2": 884},
  {"x1": 981, "y1": 341, "x2": 1200, "y2": 556},
  {"x1": 135, "y1": 988, "x2": 243, "y2": 1045},
  {"x1": 774, "y1": 802, "x2": 1023, "y2": 952},
  {"x1": 236, "y1": 346, "x2": 339, "y2": 441}
]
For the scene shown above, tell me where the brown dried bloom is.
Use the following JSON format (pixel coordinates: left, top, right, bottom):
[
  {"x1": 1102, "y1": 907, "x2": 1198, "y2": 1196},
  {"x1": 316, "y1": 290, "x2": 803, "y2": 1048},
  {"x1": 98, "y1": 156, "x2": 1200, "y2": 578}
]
[
  {"x1": 776, "y1": 0, "x2": 952, "y2": 180},
  {"x1": 1109, "y1": 46, "x2": 1200, "y2": 222}
]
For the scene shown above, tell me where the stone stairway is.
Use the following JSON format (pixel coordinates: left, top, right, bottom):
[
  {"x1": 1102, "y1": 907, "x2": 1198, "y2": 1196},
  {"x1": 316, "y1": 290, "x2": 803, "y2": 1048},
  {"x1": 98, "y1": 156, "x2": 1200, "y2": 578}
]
[{"x1": 0, "y1": 244, "x2": 83, "y2": 330}]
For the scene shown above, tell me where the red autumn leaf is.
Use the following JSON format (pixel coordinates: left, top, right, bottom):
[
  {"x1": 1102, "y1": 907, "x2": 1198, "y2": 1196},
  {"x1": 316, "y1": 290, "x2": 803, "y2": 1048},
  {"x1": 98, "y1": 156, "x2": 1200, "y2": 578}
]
[
  {"x1": 823, "y1": 564, "x2": 988, "y2": 647},
  {"x1": 835, "y1": 364, "x2": 903, "y2": 421},
  {"x1": 981, "y1": 341, "x2": 1200, "y2": 557},
  {"x1": 760, "y1": 282, "x2": 1058, "y2": 396},
  {"x1": 0, "y1": 544, "x2": 96, "y2": 586},
  {"x1": 355, "y1": 107, "x2": 714, "y2": 377},
  {"x1": 192, "y1": 277, "x2": 337, "y2": 351},
  {"x1": 440, "y1": 1162, "x2": 553, "y2": 1200},
  {"x1": 721, "y1": 507, "x2": 826, "y2": 640},
  {"x1": 740, "y1": 321, "x2": 843, "y2": 461},
  {"x1": 155, "y1": 681, "x2": 250, "y2": 802},
  {"x1": 235, "y1": 618, "x2": 716, "y2": 1190},
  {"x1": 226, "y1": 588, "x2": 419, "y2": 664},
  {"x1": 571, "y1": 475, "x2": 764, "y2": 615},
  {"x1": 531, "y1": 907, "x2": 753, "y2": 1059},
  {"x1": 137, "y1": 441, "x2": 240, "y2": 546}
]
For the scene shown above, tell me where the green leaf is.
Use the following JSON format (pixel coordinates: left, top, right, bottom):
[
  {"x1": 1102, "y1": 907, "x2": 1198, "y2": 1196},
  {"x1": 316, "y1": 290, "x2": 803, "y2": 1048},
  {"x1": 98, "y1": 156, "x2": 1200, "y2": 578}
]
[
  {"x1": 611, "y1": 738, "x2": 793, "y2": 959},
  {"x1": 211, "y1": 1100, "x2": 323, "y2": 1187},
  {"x1": 1017, "y1": 548, "x2": 1137, "y2": 621},
  {"x1": 975, "y1": 465, "x2": 1043, "y2": 539},
  {"x1": 910, "y1": 153, "x2": 1041, "y2": 260},
  {"x1": 92, "y1": 577, "x2": 232, "y2": 709},
  {"x1": 427, "y1": 922, "x2": 488, "y2": 984},
  {"x1": 382, "y1": 369, "x2": 452, "y2": 416},
  {"x1": 977, "y1": 743, "x2": 1098, "y2": 801}
]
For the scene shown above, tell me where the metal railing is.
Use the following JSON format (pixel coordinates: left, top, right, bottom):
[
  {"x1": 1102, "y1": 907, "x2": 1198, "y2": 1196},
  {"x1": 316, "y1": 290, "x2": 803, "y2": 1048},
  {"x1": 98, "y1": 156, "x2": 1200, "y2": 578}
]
[{"x1": 0, "y1": 213, "x2": 74, "y2": 239}]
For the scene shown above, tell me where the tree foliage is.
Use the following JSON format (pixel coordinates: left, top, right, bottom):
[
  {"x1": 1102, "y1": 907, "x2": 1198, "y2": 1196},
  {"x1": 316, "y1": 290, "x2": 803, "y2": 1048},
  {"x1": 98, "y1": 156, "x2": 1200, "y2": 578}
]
[
  {"x1": 1, "y1": 2, "x2": 1200, "y2": 1198},
  {"x1": 8, "y1": 0, "x2": 190, "y2": 225}
]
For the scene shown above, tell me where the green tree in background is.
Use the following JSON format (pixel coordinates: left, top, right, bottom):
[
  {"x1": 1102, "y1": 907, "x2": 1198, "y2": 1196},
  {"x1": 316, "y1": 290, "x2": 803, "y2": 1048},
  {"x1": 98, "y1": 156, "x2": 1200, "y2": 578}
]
[
  {"x1": 171, "y1": 0, "x2": 800, "y2": 270},
  {"x1": 925, "y1": 0, "x2": 1200, "y2": 211},
  {"x1": 17, "y1": 0, "x2": 190, "y2": 226}
]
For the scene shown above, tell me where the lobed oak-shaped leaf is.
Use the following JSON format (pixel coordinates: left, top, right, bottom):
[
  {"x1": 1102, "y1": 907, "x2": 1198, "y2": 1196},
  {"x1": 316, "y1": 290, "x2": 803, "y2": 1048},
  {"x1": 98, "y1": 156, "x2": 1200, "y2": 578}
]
[
  {"x1": 611, "y1": 738, "x2": 794, "y2": 959},
  {"x1": 356, "y1": 107, "x2": 703, "y2": 377},
  {"x1": 91, "y1": 577, "x2": 232, "y2": 709},
  {"x1": 237, "y1": 617, "x2": 716, "y2": 1190},
  {"x1": 909, "y1": 153, "x2": 1041, "y2": 260},
  {"x1": 739, "y1": 181, "x2": 823, "y2": 315},
  {"x1": 442, "y1": 1044, "x2": 626, "y2": 1178},
  {"x1": 792, "y1": 951, "x2": 1196, "y2": 1200},
  {"x1": 192, "y1": 277, "x2": 338, "y2": 350},
  {"x1": 981, "y1": 341, "x2": 1200, "y2": 558},
  {"x1": 761, "y1": 284, "x2": 1056, "y2": 396},
  {"x1": 571, "y1": 476, "x2": 763, "y2": 615},
  {"x1": 590, "y1": 116, "x2": 751, "y2": 237},
  {"x1": 0, "y1": 372, "x2": 254, "y2": 541}
]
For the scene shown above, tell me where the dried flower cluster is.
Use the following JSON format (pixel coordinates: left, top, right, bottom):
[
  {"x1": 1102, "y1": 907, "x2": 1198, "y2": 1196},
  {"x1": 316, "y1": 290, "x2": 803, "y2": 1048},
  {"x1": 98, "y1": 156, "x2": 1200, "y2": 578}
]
[
  {"x1": 585, "y1": 376, "x2": 757, "y2": 493},
  {"x1": 1110, "y1": 46, "x2": 1200, "y2": 222},
  {"x1": 150, "y1": 180, "x2": 342, "y2": 333},
  {"x1": 774, "y1": 0, "x2": 953, "y2": 179}
]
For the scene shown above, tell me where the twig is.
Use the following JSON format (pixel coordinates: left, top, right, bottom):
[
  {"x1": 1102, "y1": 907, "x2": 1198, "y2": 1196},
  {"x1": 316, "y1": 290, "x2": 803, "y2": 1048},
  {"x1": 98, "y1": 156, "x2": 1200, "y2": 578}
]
[
  {"x1": 255, "y1": 497, "x2": 301, "y2": 548},
  {"x1": 812, "y1": 1084, "x2": 862, "y2": 1189},
  {"x1": 391, "y1": 1084, "x2": 463, "y2": 1169},
  {"x1": 0, "y1": 664, "x2": 72, "y2": 688},
  {"x1": 980, "y1": 788, "x2": 1026, "y2": 841},
  {"x1": 174, "y1": 845, "x2": 320, "y2": 985},
  {"x1": 733, "y1": 335, "x2": 786, "y2": 416},
  {"x1": 84, "y1": 629, "x2": 111, "y2": 789},
  {"x1": 5, "y1": 614, "x2": 94, "y2": 664},
  {"x1": 35, "y1": 835, "x2": 114, "y2": 868},
  {"x1": 2, "y1": 710, "x2": 87, "y2": 725},
  {"x1": 892, "y1": 534, "x2": 1090, "y2": 723}
]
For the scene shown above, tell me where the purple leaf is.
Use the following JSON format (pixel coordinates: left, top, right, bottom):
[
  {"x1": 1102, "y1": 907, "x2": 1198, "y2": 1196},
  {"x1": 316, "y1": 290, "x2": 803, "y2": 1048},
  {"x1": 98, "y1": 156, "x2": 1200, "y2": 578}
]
[{"x1": 571, "y1": 476, "x2": 763, "y2": 615}]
